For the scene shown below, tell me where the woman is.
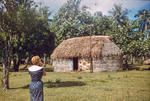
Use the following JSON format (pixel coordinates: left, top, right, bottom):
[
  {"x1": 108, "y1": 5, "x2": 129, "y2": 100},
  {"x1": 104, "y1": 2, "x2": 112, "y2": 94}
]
[{"x1": 28, "y1": 56, "x2": 46, "y2": 101}]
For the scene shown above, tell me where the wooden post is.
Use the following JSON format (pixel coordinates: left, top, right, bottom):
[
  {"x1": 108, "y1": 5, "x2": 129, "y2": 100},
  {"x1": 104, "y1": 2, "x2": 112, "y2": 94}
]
[{"x1": 89, "y1": 24, "x2": 93, "y2": 73}]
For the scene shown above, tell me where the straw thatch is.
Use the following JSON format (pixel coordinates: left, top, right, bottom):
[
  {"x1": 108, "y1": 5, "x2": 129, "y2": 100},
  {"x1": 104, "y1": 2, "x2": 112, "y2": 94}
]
[{"x1": 51, "y1": 36, "x2": 122, "y2": 59}]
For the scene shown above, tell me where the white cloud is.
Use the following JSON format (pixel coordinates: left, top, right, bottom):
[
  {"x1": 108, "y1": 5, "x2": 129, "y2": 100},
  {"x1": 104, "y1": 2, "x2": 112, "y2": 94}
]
[
  {"x1": 80, "y1": 0, "x2": 150, "y2": 15},
  {"x1": 34, "y1": 0, "x2": 67, "y2": 12},
  {"x1": 34, "y1": 0, "x2": 67, "y2": 5},
  {"x1": 34, "y1": 0, "x2": 67, "y2": 17},
  {"x1": 34, "y1": 0, "x2": 150, "y2": 16}
]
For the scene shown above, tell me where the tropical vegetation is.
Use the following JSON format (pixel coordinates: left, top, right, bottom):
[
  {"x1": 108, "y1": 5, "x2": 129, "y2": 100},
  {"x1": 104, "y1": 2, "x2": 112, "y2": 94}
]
[{"x1": 0, "y1": 0, "x2": 150, "y2": 90}]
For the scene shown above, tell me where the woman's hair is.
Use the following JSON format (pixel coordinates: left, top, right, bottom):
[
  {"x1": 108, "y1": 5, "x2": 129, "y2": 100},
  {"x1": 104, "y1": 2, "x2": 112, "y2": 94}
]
[{"x1": 31, "y1": 56, "x2": 42, "y2": 65}]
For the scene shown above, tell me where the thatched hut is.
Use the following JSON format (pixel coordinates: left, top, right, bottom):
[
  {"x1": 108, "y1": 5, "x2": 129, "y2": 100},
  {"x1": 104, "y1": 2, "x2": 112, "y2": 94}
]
[{"x1": 51, "y1": 36, "x2": 123, "y2": 72}]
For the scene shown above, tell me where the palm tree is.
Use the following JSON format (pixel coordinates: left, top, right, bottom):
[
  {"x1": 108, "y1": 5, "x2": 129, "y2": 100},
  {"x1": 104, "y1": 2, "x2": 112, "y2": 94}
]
[
  {"x1": 109, "y1": 4, "x2": 128, "y2": 28},
  {"x1": 135, "y1": 9, "x2": 150, "y2": 39}
]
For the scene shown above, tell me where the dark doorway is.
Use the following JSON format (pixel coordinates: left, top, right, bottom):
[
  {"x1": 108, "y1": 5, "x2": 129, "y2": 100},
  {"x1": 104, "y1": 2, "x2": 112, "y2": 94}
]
[{"x1": 73, "y1": 57, "x2": 78, "y2": 71}]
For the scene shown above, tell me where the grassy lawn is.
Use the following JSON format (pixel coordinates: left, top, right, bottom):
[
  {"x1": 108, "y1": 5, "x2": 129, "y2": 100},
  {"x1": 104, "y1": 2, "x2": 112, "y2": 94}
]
[{"x1": 0, "y1": 70, "x2": 150, "y2": 101}]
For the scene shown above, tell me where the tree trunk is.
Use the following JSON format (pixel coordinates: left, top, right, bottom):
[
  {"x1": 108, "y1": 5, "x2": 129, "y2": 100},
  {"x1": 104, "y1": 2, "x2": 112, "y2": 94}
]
[
  {"x1": 13, "y1": 33, "x2": 22, "y2": 71},
  {"x1": 13, "y1": 57, "x2": 20, "y2": 72},
  {"x1": 43, "y1": 54, "x2": 46, "y2": 67},
  {"x1": 131, "y1": 55, "x2": 133, "y2": 65},
  {"x1": 2, "y1": 34, "x2": 12, "y2": 90},
  {"x1": 13, "y1": 58, "x2": 17, "y2": 71},
  {"x1": 2, "y1": 48, "x2": 9, "y2": 90},
  {"x1": 2, "y1": 62, "x2": 9, "y2": 90}
]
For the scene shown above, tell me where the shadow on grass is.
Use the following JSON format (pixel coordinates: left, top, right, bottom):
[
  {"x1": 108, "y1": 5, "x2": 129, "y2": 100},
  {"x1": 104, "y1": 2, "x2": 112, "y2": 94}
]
[
  {"x1": 44, "y1": 81, "x2": 86, "y2": 88},
  {"x1": 10, "y1": 84, "x2": 29, "y2": 89},
  {"x1": 122, "y1": 64, "x2": 150, "y2": 71},
  {"x1": 10, "y1": 81, "x2": 86, "y2": 89}
]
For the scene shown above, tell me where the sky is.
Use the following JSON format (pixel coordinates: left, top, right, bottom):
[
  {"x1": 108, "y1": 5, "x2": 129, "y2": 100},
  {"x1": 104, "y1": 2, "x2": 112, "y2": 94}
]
[{"x1": 34, "y1": 0, "x2": 150, "y2": 20}]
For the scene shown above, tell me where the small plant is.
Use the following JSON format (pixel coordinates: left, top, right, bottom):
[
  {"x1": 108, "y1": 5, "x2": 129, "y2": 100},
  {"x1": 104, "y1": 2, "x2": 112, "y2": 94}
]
[
  {"x1": 108, "y1": 74, "x2": 111, "y2": 78},
  {"x1": 47, "y1": 80, "x2": 53, "y2": 83},
  {"x1": 13, "y1": 74, "x2": 17, "y2": 76},
  {"x1": 99, "y1": 80, "x2": 107, "y2": 83},
  {"x1": 107, "y1": 74, "x2": 113, "y2": 80},
  {"x1": 55, "y1": 79, "x2": 61, "y2": 83},
  {"x1": 0, "y1": 80, "x2": 2, "y2": 87},
  {"x1": 123, "y1": 75, "x2": 128, "y2": 78},
  {"x1": 104, "y1": 87, "x2": 112, "y2": 91},
  {"x1": 77, "y1": 76, "x2": 82, "y2": 79}
]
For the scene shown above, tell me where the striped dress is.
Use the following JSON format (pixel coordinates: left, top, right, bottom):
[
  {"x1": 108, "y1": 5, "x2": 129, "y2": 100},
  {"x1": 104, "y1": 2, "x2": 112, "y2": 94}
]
[{"x1": 28, "y1": 66, "x2": 44, "y2": 101}]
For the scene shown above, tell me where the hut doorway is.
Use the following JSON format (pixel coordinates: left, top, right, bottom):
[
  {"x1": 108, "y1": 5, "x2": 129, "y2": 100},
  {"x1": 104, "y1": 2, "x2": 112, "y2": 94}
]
[{"x1": 73, "y1": 57, "x2": 78, "y2": 71}]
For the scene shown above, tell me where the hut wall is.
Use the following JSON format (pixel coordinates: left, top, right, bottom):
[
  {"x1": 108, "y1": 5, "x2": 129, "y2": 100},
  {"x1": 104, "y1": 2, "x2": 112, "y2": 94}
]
[
  {"x1": 53, "y1": 59, "x2": 73, "y2": 72},
  {"x1": 78, "y1": 58, "x2": 90, "y2": 72},
  {"x1": 93, "y1": 56, "x2": 122, "y2": 72}
]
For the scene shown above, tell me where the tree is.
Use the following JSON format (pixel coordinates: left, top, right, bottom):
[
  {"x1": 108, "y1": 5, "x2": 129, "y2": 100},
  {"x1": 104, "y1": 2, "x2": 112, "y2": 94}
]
[
  {"x1": 109, "y1": 6, "x2": 150, "y2": 64},
  {"x1": 108, "y1": 4, "x2": 135, "y2": 66},
  {"x1": 0, "y1": 0, "x2": 54, "y2": 89},
  {"x1": 0, "y1": 0, "x2": 20, "y2": 90},
  {"x1": 109, "y1": 4, "x2": 128, "y2": 27},
  {"x1": 135, "y1": 9, "x2": 150, "y2": 39},
  {"x1": 109, "y1": 4, "x2": 130, "y2": 46},
  {"x1": 50, "y1": 0, "x2": 83, "y2": 45},
  {"x1": 11, "y1": 3, "x2": 54, "y2": 71},
  {"x1": 51, "y1": 0, "x2": 112, "y2": 45}
]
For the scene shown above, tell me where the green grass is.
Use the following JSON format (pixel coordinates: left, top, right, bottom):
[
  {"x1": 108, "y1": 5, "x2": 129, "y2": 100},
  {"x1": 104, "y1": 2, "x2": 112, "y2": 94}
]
[{"x1": 0, "y1": 71, "x2": 150, "y2": 101}]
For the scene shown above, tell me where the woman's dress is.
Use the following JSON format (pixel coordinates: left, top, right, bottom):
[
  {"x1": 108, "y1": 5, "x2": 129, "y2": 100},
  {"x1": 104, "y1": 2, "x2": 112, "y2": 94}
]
[{"x1": 28, "y1": 66, "x2": 44, "y2": 101}]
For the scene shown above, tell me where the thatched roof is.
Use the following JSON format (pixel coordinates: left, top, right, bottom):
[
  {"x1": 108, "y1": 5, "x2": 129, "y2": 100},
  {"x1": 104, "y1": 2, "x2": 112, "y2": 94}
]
[{"x1": 51, "y1": 36, "x2": 122, "y2": 59}]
